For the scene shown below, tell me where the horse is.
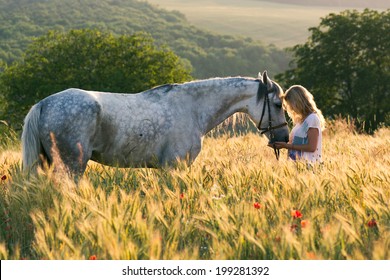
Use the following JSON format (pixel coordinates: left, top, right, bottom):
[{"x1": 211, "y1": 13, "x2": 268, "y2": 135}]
[{"x1": 22, "y1": 71, "x2": 289, "y2": 179}]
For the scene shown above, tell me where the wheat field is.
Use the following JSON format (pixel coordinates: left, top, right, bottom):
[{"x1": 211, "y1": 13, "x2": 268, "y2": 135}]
[{"x1": 0, "y1": 119, "x2": 389, "y2": 260}]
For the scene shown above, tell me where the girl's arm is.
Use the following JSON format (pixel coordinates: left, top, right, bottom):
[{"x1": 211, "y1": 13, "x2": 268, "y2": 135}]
[{"x1": 270, "y1": 128, "x2": 319, "y2": 152}]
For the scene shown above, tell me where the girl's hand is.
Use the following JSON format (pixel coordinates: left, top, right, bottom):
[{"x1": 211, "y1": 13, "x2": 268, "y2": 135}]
[{"x1": 268, "y1": 142, "x2": 289, "y2": 149}]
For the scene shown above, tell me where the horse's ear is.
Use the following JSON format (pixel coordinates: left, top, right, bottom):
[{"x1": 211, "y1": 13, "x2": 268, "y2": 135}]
[
  {"x1": 262, "y1": 71, "x2": 274, "y2": 91},
  {"x1": 259, "y1": 70, "x2": 268, "y2": 83}
]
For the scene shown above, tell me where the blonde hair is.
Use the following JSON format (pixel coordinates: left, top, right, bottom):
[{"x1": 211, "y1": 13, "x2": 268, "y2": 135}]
[{"x1": 282, "y1": 85, "x2": 326, "y2": 130}]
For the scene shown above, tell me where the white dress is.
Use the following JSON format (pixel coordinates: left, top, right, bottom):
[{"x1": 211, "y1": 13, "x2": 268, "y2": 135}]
[{"x1": 288, "y1": 113, "x2": 322, "y2": 163}]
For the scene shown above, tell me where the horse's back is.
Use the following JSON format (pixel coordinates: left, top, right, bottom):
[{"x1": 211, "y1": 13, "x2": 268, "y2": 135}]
[{"x1": 38, "y1": 88, "x2": 101, "y2": 134}]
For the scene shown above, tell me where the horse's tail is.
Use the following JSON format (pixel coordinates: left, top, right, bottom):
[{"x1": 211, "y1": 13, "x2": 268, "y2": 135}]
[{"x1": 22, "y1": 103, "x2": 42, "y2": 173}]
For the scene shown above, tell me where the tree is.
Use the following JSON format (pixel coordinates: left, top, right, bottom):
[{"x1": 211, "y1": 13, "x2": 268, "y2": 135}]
[
  {"x1": 277, "y1": 9, "x2": 390, "y2": 131},
  {"x1": 0, "y1": 29, "x2": 192, "y2": 127}
]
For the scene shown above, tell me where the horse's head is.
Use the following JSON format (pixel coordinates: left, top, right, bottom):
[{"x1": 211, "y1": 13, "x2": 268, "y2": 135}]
[{"x1": 249, "y1": 71, "x2": 289, "y2": 144}]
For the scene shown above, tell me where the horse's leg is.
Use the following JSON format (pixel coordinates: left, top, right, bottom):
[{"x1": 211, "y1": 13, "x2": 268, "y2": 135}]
[
  {"x1": 39, "y1": 132, "x2": 92, "y2": 180},
  {"x1": 59, "y1": 140, "x2": 92, "y2": 181},
  {"x1": 161, "y1": 134, "x2": 203, "y2": 166}
]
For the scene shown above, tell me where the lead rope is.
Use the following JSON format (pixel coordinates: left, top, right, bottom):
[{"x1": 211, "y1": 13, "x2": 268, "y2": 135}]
[
  {"x1": 267, "y1": 97, "x2": 280, "y2": 161},
  {"x1": 273, "y1": 144, "x2": 280, "y2": 160}
]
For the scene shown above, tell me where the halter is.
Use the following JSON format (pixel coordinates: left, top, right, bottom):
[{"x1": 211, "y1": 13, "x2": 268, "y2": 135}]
[{"x1": 256, "y1": 80, "x2": 288, "y2": 160}]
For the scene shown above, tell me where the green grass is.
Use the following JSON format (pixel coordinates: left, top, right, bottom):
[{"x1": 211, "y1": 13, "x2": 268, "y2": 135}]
[
  {"x1": 146, "y1": 0, "x2": 384, "y2": 47},
  {"x1": 0, "y1": 119, "x2": 389, "y2": 260}
]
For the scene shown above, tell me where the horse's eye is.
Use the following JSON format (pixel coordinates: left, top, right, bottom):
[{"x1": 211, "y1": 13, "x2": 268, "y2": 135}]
[{"x1": 275, "y1": 103, "x2": 282, "y2": 109}]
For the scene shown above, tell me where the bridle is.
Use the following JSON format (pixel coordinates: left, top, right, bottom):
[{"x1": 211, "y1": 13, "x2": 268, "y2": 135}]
[{"x1": 256, "y1": 80, "x2": 288, "y2": 160}]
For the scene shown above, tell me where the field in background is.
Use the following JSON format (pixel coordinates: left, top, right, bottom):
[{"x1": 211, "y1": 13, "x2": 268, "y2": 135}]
[
  {"x1": 146, "y1": 0, "x2": 387, "y2": 47},
  {"x1": 0, "y1": 119, "x2": 389, "y2": 260}
]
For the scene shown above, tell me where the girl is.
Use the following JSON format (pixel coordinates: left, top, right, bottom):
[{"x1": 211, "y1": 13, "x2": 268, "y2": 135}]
[{"x1": 269, "y1": 85, "x2": 326, "y2": 163}]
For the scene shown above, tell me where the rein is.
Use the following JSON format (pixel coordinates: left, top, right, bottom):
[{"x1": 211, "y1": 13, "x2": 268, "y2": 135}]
[{"x1": 256, "y1": 80, "x2": 288, "y2": 160}]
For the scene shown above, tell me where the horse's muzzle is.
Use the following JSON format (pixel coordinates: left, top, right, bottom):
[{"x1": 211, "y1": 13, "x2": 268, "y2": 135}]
[{"x1": 267, "y1": 126, "x2": 289, "y2": 144}]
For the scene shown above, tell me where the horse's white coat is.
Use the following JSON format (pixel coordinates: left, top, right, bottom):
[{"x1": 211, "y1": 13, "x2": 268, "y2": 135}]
[{"x1": 22, "y1": 74, "x2": 289, "y2": 178}]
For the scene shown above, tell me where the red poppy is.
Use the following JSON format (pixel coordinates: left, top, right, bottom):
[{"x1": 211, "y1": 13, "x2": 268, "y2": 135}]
[
  {"x1": 180, "y1": 193, "x2": 184, "y2": 199},
  {"x1": 301, "y1": 219, "x2": 309, "y2": 228},
  {"x1": 1, "y1": 175, "x2": 6, "y2": 181},
  {"x1": 367, "y1": 219, "x2": 377, "y2": 228},
  {"x1": 306, "y1": 252, "x2": 317, "y2": 260},
  {"x1": 254, "y1": 202, "x2": 261, "y2": 209},
  {"x1": 291, "y1": 210, "x2": 303, "y2": 219},
  {"x1": 89, "y1": 255, "x2": 97, "y2": 260}
]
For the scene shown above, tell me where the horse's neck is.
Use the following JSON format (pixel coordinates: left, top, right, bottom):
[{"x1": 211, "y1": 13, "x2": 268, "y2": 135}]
[{"x1": 190, "y1": 78, "x2": 257, "y2": 135}]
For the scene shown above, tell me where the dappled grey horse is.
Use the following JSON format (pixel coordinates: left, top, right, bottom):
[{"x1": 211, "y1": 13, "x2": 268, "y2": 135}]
[{"x1": 22, "y1": 71, "x2": 289, "y2": 179}]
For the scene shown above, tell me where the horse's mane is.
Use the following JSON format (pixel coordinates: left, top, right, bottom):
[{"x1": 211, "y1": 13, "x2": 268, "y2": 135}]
[
  {"x1": 183, "y1": 77, "x2": 254, "y2": 85},
  {"x1": 143, "y1": 84, "x2": 176, "y2": 95},
  {"x1": 144, "y1": 77, "x2": 264, "y2": 97}
]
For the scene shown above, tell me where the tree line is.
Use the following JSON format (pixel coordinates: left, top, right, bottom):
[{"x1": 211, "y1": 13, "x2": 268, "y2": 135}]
[{"x1": 277, "y1": 9, "x2": 389, "y2": 132}]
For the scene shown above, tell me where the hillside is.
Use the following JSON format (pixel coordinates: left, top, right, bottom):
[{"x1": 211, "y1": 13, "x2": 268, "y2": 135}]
[
  {"x1": 0, "y1": 0, "x2": 291, "y2": 78},
  {"x1": 147, "y1": 0, "x2": 388, "y2": 47},
  {"x1": 261, "y1": 0, "x2": 389, "y2": 8}
]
